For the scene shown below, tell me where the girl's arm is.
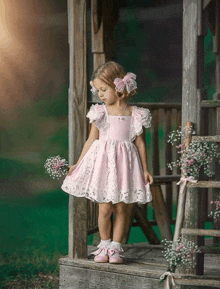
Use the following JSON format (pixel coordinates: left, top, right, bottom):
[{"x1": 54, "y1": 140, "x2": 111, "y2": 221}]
[
  {"x1": 68, "y1": 122, "x2": 99, "y2": 175},
  {"x1": 134, "y1": 133, "x2": 153, "y2": 184}
]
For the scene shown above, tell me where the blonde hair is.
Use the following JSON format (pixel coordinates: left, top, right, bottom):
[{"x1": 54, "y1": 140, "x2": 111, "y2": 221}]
[{"x1": 91, "y1": 61, "x2": 136, "y2": 99}]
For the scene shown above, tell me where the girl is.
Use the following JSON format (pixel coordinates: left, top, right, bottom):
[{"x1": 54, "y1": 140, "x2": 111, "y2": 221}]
[{"x1": 61, "y1": 61, "x2": 153, "y2": 264}]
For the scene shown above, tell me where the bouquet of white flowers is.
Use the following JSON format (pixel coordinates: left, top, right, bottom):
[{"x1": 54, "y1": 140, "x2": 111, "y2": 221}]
[
  {"x1": 44, "y1": 155, "x2": 69, "y2": 179},
  {"x1": 161, "y1": 238, "x2": 200, "y2": 274},
  {"x1": 167, "y1": 127, "x2": 220, "y2": 179}
]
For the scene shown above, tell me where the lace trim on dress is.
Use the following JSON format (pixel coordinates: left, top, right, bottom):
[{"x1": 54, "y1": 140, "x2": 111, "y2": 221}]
[
  {"x1": 62, "y1": 184, "x2": 152, "y2": 204},
  {"x1": 131, "y1": 106, "x2": 152, "y2": 141}
]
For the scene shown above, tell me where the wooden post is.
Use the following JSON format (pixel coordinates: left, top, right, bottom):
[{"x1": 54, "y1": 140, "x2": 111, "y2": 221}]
[
  {"x1": 68, "y1": 0, "x2": 88, "y2": 259},
  {"x1": 151, "y1": 109, "x2": 172, "y2": 241},
  {"x1": 90, "y1": 0, "x2": 106, "y2": 245},
  {"x1": 181, "y1": 0, "x2": 206, "y2": 275},
  {"x1": 212, "y1": 1, "x2": 220, "y2": 245},
  {"x1": 164, "y1": 109, "x2": 172, "y2": 221},
  {"x1": 91, "y1": 0, "x2": 105, "y2": 103}
]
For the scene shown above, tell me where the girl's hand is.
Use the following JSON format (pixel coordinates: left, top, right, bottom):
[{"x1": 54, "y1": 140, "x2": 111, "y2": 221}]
[
  {"x1": 68, "y1": 165, "x2": 77, "y2": 175},
  {"x1": 144, "y1": 171, "x2": 153, "y2": 185}
]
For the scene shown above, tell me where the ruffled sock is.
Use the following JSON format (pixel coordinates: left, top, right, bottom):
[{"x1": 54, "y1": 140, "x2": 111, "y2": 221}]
[
  {"x1": 109, "y1": 241, "x2": 124, "y2": 252},
  {"x1": 97, "y1": 239, "x2": 111, "y2": 249}
]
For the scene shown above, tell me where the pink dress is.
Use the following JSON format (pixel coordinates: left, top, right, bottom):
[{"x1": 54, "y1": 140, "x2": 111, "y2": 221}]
[{"x1": 61, "y1": 104, "x2": 152, "y2": 204}]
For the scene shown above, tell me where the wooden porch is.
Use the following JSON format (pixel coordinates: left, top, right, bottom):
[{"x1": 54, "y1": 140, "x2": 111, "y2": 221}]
[
  {"x1": 59, "y1": 240, "x2": 220, "y2": 289},
  {"x1": 59, "y1": 0, "x2": 220, "y2": 288}
]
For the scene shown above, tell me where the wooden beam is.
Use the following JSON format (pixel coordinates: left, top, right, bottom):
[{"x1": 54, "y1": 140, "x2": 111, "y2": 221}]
[
  {"x1": 201, "y1": 100, "x2": 220, "y2": 107},
  {"x1": 151, "y1": 186, "x2": 172, "y2": 241},
  {"x1": 91, "y1": 0, "x2": 105, "y2": 103},
  {"x1": 181, "y1": 228, "x2": 220, "y2": 237},
  {"x1": 187, "y1": 181, "x2": 220, "y2": 188},
  {"x1": 91, "y1": 0, "x2": 104, "y2": 54},
  {"x1": 192, "y1": 135, "x2": 220, "y2": 142},
  {"x1": 152, "y1": 175, "x2": 181, "y2": 184},
  {"x1": 133, "y1": 205, "x2": 160, "y2": 244},
  {"x1": 67, "y1": 0, "x2": 88, "y2": 259},
  {"x1": 213, "y1": 0, "x2": 220, "y2": 246}
]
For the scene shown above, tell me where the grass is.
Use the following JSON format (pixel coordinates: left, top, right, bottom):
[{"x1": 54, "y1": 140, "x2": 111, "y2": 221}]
[
  {"x1": 0, "y1": 183, "x2": 154, "y2": 288},
  {"x1": 0, "y1": 189, "x2": 68, "y2": 288}
]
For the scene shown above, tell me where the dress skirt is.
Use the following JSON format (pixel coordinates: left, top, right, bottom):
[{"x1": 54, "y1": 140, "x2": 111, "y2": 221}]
[{"x1": 61, "y1": 139, "x2": 152, "y2": 204}]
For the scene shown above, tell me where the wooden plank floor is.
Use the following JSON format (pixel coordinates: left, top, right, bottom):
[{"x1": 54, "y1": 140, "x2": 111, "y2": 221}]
[{"x1": 59, "y1": 241, "x2": 220, "y2": 289}]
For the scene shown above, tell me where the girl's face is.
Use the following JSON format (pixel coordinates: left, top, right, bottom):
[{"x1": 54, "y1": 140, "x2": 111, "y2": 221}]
[{"x1": 93, "y1": 78, "x2": 118, "y2": 105}]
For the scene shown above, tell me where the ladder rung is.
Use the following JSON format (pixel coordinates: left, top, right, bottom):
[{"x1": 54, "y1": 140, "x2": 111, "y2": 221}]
[
  {"x1": 192, "y1": 135, "x2": 220, "y2": 142},
  {"x1": 201, "y1": 100, "x2": 220, "y2": 108},
  {"x1": 200, "y1": 246, "x2": 220, "y2": 254},
  {"x1": 181, "y1": 228, "x2": 220, "y2": 237},
  {"x1": 187, "y1": 181, "x2": 220, "y2": 188}
]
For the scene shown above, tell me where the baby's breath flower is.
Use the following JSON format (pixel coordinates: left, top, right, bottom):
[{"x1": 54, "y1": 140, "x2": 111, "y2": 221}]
[
  {"x1": 161, "y1": 238, "x2": 200, "y2": 272},
  {"x1": 209, "y1": 199, "x2": 220, "y2": 222},
  {"x1": 167, "y1": 127, "x2": 220, "y2": 180},
  {"x1": 44, "y1": 155, "x2": 69, "y2": 179}
]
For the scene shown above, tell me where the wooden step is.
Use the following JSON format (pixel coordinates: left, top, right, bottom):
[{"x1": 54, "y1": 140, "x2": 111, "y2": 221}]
[
  {"x1": 181, "y1": 228, "x2": 220, "y2": 237},
  {"x1": 201, "y1": 100, "x2": 220, "y2": 108},
  {"x1": 187, "y1": 181, "x2": 220, "y2": 188},
  {"x1": 192, "y1": 135, "x2": 220, "y2": 142},
  {"x1": 59, "y1": 245, "x2": 220, "y2": 289}
]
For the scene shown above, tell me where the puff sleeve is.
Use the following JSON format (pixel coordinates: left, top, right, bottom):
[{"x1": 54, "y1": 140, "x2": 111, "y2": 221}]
[
  {"x1": 86, "y1": 104, "x2": 108, "y2": 130},
  {"x1": 131, "y1": 106, "x2": 152, "y2": 141}
]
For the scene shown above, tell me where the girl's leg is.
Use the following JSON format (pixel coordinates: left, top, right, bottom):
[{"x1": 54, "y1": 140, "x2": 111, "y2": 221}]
[
  {"x1": 112, "y1": 203, "x2": 134, "y2": 242},
  {"x1": 98, "y1": 203, "x2": 113, "y2": 240}
]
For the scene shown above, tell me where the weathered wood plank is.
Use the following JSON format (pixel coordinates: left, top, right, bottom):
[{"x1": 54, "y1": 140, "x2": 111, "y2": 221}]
[
  {"x1": 187, "y1": 181, "x2": 220, "y2": 188},
  {"x1": 164, "y1": 109, "x2": 172, "y2": 221},
  {"x1": 153, "y1": 175, "x2": 181, "y2": 183},
  {"x1": 192, "y1": 135, "x2": 220, "y2": 142},
  {"x1": 91, "y1": 0, "x2": 104, "y2": 53},
  {"x1": 133, "y1": 205, "x2": 160, "y2": 244},
  {"x1": 68, "y1": 0, "x2": 88, "y2": 259},
  {"x1": 201, "y1": 100, "x2": 220, "y2": 107},
  {"x1": 91, "y1": 0, "x2": 105, "y2": 103},
  {"x1": 175, "y1": 278, "x2": 220, "y2": 288},
  {"x1": 59, "y1": 265, "x2": 162, "y2": 289},
  {"x1": 212, "y1": 1, "x2": 220, "y2": 246},
  {"x1": 151, "y1": 109, "x2": 160, "y2": 176},
  {"x1": 181, "y1": 0, "x2": 205, "y2": 274},
  {"x1": 151, "y1": 186, "x2": 172, "y2": 241},
  {"x1": 181, "y1": 228, "x2": 220, "y2": 237},
  {"x1": 200, "y1": 245, "x2": 220, "y2": 254}
]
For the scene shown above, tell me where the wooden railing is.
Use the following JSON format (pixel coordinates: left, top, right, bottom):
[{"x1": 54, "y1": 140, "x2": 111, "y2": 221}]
[{"x1": 87, "y1": 102, "x2": 182, "y2": 238}]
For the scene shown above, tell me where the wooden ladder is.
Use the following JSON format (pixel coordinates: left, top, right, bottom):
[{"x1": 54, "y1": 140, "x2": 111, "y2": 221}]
[
  {"x1": 174, "y1": 122, "x2": 220, "y2": 277},
  {"x1": 174, "y1": 124, "x2": 220, "y2": 242},
  {"x1": 180, "y1": 132, "x2": 220, "y2": 240}
]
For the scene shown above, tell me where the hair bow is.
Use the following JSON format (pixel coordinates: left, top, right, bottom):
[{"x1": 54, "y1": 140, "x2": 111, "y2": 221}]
[
  {"x1": 90, "y1": 81, "x2": 97, "y2": 94},
  {"x1": 114, "y1": 73, "x2": 137, "y2": 94}
]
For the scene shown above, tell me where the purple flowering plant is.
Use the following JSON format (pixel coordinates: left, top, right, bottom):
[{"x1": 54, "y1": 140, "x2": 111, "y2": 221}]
[{"x1": 44, "y1": 155, "x2": 69, "y2": 179}]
